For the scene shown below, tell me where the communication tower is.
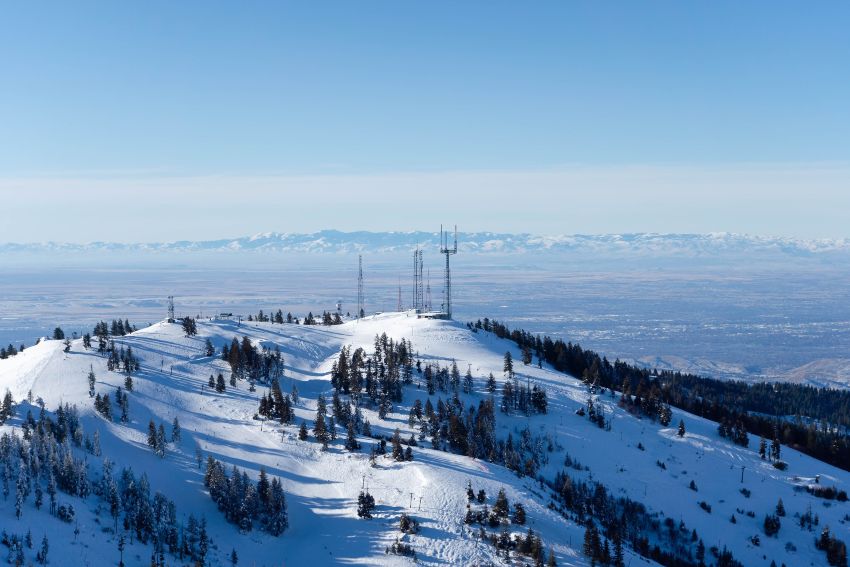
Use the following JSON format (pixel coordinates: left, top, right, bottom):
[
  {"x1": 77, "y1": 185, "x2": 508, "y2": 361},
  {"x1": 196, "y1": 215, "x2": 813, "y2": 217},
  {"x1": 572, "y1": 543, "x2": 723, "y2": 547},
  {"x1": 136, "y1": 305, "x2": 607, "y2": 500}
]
[
  {"x1": 357, "y1": 255, "x2": 365, "y2": 318},
  {"x1": 412, "y1": 247, "x2": 424, "y2": 311},
  {"x1": 440, "y1": 225, "x2": 458, "y2": 319}
]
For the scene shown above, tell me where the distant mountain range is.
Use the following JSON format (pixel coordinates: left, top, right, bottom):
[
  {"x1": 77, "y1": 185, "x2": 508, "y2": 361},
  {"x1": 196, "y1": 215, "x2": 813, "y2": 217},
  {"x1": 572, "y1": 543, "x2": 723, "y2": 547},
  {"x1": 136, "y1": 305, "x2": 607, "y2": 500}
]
[{"x1": 3, "y1": 230, "x2": 850, "y2": 257}]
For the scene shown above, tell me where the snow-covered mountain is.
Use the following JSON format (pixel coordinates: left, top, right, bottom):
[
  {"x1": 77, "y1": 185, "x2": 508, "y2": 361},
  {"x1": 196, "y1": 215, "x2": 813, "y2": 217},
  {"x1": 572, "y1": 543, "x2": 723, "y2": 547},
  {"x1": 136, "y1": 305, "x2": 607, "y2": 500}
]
[
  {"x1": 1, "y1": 313, "x2": 848, "y2": 566},
  {"x1": 3, "y1": 230, "x2": 850, "y2": 257}
]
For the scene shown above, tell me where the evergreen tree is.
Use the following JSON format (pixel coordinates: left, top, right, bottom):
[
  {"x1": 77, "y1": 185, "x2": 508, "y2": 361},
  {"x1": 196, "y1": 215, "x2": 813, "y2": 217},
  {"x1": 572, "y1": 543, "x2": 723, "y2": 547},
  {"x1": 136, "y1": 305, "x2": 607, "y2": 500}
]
[
  {"x1": 771, "y1": 436, "x2": 782, "y2": 461},
  {"x1": 391, "y1": 428, "x2": 404, "y2": 461},
  {"x1": 157, "y1": 423, "x2": 167, "y2": 458},
  {"x1": 487, "y1": 372, "x2": 496, "y2": 394},
  {"x1": 357, "y1": 490, "x2": 375, "y2": 519},
  {"x1": 182, "y1": 317, "x2": 197, "y2": 337},
  {"x1": 172, "y1": 417, "x2": 181, "y2": 443},
  {"x1": 512, "y1": 502, "x2": 526, "y2": 525},
  {"x1": 88, "y1": 365, "x2": 96, "y2": 398},
  {"x1": 314, "y1": 413, "x2": 329, "y2": 449},
  {"x1": 298, "y1": 421, "x2": 308, "y2": 441},
  {"x1": 120, "y1": 393, "x2": 129, "y2": 423},
  {"x1": 493, "y1": 488, "x2": 510, "y2": 520},
  {"x1": 463, "y1": 366, "x2": 474, "y2": 394},
  {"x1": 216, "y1": 373, "x2": 227, "y2": 393},
  {"x1": 345, "y1": 421, "x2": 360, "y2": 451},
  {"x1": 204, "y1": 339, "x2": 215, "y2": 357},
  {"x1": 503, "y1": 351, "x2": 514, "y2": 379},
  {"x1": 37, "y1": 535, "x2": 49, "y2": 565},
  {"x1": 613, "y1": 532, "x2": 625, "y2": 567},
  {"x1": 678, "y1": 419, "x2": 686, "y2": 437},
  {"x1": 148, "y1": 420, "x2": 158, "y2": 451}
]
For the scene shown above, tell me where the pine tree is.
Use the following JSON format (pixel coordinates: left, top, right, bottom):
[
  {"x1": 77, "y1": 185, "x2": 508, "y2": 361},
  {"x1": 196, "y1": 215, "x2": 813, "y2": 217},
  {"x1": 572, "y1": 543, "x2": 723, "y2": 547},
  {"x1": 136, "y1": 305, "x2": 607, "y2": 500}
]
[
  {"x1": 391, "y1": 429, "x2": 404, "y2": 461},
  {"x1": 216, "y1": 373, "x2": 227, "y2": 393},
  {"x1": 583, "y1": 523, "x2": 595, "y2": 558},
  {"x1": 172, "y1": 417, "x2": 181, "y2": 443},
  {"x1": 613, "y1": 532, "x2": 625, "y2": 567},
  {"x1": 357, "y1": 491, "x2": 375, "y2": 519},
  {"x1": 463, "y1": 366, "x2": 474, "y2": 394},
  {"x1": 503, "y1": 351, "x2": 514, "y2": 379},
  {"x1": 1, "y1": 390, "x2": 14, "y2": 423},
  {"x1": 230, "y1": 548, "x2": 238, "y2": 566},
  {"x1": 512, "y1": 502, "x2": 526, "y2": 525},
  {"x1": 157, "y1": 423, "x2": 167, "y2": 457},
  {"x1": 182, "y1": 317, "x2": 197, "y2": 337},
  {"x1": 345, "y1": 421, "x2": 360, "y2": 451},
  {"x1": 205, "y1": 339, "x2": 215, "y2": 357},
  {"x1": 678, "y1": 419, "x2": 686, "y2": 437},
  {"x1": 198, "y1": 517, "x2": 209, "y2": 564},
  {"x1": 208, "y1": 374, "x2": 215, "y2": 389},
  {"x1": 298, "y1": 421, "x2": 308, "y2": 441},
  {"x1": 771, "y1": 436, "x2": 781, "y2": 461},
  {"x1": 120, "y1": 394, "x2": 129, "y2": 423},
  {"x1": 776, "y1": 498, "x2": 786, "y2": 517},
  {"x1": 759, "y1": 436, "x2": 767, "y2": 459},
  {"x1": 148, "y1": 420, "x2": 157, "y2": 451},
  {"x1": 493, "y1": 488, "x2": 510, "y2": 519},
  {"x1": 88, "y1": 365, "x2": 96, "y2": 398},
  {"x1": 37, "y1": 535, "x2": 49, "y2": 565}
]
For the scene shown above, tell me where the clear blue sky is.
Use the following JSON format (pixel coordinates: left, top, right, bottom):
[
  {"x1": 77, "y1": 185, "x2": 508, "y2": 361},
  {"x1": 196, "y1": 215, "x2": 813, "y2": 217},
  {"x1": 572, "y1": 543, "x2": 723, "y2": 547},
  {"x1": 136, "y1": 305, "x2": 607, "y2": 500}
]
[{"x1": 1, "y1": 1, "x2": 849, "y2": 241}]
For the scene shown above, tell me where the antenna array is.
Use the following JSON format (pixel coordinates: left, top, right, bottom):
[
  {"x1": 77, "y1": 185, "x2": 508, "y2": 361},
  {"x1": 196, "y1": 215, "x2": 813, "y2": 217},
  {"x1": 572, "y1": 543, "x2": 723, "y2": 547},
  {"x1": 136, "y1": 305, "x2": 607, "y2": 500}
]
[
  {"x1": 440, "y1": 225, "x2": 458, "y2": 319},
  {"x1": 412, "y1": 247, "x2": 424, "y2": 311},
  {"x1": 357, "y1": 255, "x2": 364, "y2": 318},
  {"x1": 426, "y1": 269, "x2": 432, "y2": 312}
]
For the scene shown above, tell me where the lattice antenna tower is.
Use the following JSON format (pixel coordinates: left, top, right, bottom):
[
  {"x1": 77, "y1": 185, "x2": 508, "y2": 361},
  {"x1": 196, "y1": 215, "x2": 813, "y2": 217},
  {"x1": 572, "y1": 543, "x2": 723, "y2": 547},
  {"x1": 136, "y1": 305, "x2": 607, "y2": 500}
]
[
  {"x1": 440, "y1": 225, "x2": 458, "y2": 318},
  {"x1": 167, "y1": 296, "x2": 175, "y2": 323},
  {"x1": 357, "y1": 255, "x2": 365, "y2": 318},
  {"x1": 418, "y1": 248, "x2": 424, "y2": 311},
  {"x1": 412, "y1": 246, "x2": 424, "y2": 312},
  {"x1": 426, "y1": 269, "x2": 432, "y2": 311},
  {"x1": 412, "y1": 247, "x2": 419, "y2": 311}
]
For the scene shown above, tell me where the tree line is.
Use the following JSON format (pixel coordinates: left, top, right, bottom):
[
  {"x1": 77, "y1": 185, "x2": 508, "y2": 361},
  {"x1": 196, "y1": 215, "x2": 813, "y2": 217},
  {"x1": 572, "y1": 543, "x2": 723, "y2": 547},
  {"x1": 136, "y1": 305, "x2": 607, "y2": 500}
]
[{"x1": 473, "y1": 318, "x2": 850, "y2": 472}]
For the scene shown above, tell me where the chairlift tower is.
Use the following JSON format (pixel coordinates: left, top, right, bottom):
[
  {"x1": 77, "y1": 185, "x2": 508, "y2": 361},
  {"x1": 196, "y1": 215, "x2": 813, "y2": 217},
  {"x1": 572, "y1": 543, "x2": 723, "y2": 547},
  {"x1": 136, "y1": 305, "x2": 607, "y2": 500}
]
[{"x1": 440, "y1": 225, "x2": 458, "y2": 319}]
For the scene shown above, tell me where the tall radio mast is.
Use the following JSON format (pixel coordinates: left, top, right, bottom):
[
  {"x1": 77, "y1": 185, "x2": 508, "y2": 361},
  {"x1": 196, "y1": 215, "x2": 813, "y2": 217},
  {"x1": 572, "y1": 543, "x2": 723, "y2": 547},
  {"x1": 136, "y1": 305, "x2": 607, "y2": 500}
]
[
  {"x1": 357, "y1": 255, "x2": 364, "y2": 318},
  {"x1": 440, "y1": 225, "x2": 458, "y2": 319}
]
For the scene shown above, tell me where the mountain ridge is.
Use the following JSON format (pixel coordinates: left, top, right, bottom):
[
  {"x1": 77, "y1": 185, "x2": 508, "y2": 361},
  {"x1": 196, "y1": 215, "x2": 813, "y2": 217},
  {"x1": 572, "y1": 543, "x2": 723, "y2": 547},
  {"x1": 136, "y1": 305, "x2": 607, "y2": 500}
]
[{"x1": 3, "y1": 230, "x2": 850, "y2": 256}]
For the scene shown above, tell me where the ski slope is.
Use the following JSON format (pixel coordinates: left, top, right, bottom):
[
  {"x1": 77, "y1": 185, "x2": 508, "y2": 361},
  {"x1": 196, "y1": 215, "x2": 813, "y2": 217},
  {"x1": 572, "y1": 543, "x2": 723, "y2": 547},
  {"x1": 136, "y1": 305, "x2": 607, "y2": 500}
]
[{"x1": 1, "y1": 312, "x2": 849, "y2": 566}]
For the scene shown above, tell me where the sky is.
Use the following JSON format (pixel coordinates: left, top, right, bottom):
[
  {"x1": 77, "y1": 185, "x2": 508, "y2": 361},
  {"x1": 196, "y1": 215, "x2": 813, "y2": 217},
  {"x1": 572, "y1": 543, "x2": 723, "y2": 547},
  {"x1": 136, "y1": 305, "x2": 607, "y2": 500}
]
[{"x1": 1, "y1": 1, "x2": 849, "y2": 242}]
